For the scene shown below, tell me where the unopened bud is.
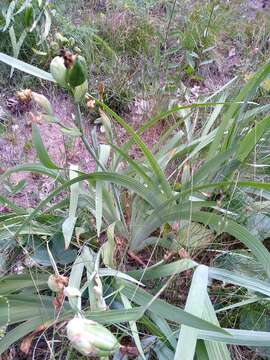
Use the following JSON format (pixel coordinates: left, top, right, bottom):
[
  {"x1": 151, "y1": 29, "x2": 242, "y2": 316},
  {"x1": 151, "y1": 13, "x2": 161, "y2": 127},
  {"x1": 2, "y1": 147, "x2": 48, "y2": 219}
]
[
  {"x1": 66, "y1": 317, "x2": 119, "y2": 356},
  {"x1": 55, "y1": 33, "x2": 69, "y2": 45},
  {"x1": 74, "y1": 46, "x2": 81, "y2": 54},
  {"x1": 67, "y1": 55, "x2": 87, "y2": 88},
  {"x1": 50, "y1": 41, "x2": 59, "y2": 51},
  {"x1": 50, "y1": 56, "x2": 68, "y2": 87},
  {"x1": 32, "y1": 92, "x2": 53, "y2": 116},
  {"x1": 87, "y1": 99, "x2": 95, "y2": 109},
  {"x1": 47, "y1": 274, "x2": 68, "y2": 293},
  {"x1": 64, "y1": 286, "x2": 81, "y2": 312},
  {"x1": 74, "y1": 80, "x2": 88, "y2": 103}
]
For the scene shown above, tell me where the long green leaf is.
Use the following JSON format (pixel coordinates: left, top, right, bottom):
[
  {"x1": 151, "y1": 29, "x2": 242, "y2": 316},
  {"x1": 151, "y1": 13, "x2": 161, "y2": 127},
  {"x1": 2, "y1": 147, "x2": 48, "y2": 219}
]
[
  {"x1": 0, "y1": 294, "x2": 54, "y2": 325},
  {"x1": 0, "y1": 305, "x2": 144, "y2": 354},
  {"x1": 198, "y1": 328, "x2": 270, "y2": 347},
  {"x1": 210, "y1": 61, "x2": 270, "y2": 158},
  {"x1": 32, "y1": 124, "x2": 59, "y2": 169},
  {"x1": 0, "y1": 274, "x2": 48, "y2": 295},
  {"x1": 150, "y1": 313, "x2": 177, "y2": 349},
  {"x1": 121, "y1": 294, "x2": 146, "y2": 359},
  {"x1": 208, "y1": 268, "x2": 270, "y2": 296},
  {"x1": 110, "y1": 143, "x2": 156, "y2": 187},
  {"x1": 95, "y1": 144, "x2": 110, "y2": 237},
  {"x1": 196, "y1": 340, "x2": 209, "y2": 360},
  {"x1": 39, "y1": 8, "x2": 51, "y2": 43},
  {"x1": 0, "y1": 52, "x2": 55, "y2": 82},
  {"x1": 0, "y1": 195, "x2": 26, "y2": 215},
  {"x1": 3, "y1": 163, "x2": 65, "y2": 183},
  {"x1": 97, "y1": 100, "x2": 172, "y2": 197},
  {"x1": 203, "y1": 294, "x2": 231, "y2": 359},
  {"x1": 128, "y1": 259, "x2": 197, "y2": 281},
  {"x1": 120, "y1": 281, "x2": 228, "y2": 335},
  {"x1": 174, "y1": 265, "x2": 209, "y2": 360},
  {"x1": 2, "y1": 0, "x2": 17, "y2": 31},
  {"x1": 62, "y1": 165, "x2": 79, "y2": 249},
  {"x1": 0, "y1": 317, "x2": 47, "y2": 354},
  {"x1": 235, "y1": 116, "x2": 270, "y2": 162},
  {"x1": 133, "y1": 209, "x2": 270, "y2": 276},
  {"x1": 14, "y1": 172, "x2": 164, "y2": 237}
]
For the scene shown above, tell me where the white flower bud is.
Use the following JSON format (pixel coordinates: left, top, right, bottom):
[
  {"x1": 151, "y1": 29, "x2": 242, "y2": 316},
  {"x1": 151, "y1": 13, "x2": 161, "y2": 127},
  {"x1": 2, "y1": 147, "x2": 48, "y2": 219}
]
[
  {"x1": 32, "y1": 92, "x2": 53, "y2": 116},
  {"x1": 66, "y1": 317, "x2": 119, "y2": 356},
  {"x1": 50, "y1": 56, "x2": 68, "y2": 87},
  {"x1": 47, "y1": 274, "x2": 68, "y2": 293}
]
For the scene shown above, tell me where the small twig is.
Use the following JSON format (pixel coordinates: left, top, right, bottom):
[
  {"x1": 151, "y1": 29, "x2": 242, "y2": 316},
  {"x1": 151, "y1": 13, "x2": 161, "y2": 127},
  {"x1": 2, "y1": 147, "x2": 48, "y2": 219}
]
[{"x1": 128, "y1": 250, "x2": 146, "y2": 267}]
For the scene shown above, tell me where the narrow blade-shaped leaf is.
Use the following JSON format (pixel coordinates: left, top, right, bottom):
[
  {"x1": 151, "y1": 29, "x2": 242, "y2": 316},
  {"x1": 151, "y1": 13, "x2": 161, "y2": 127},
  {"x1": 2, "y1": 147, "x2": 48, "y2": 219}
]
[
  {"x1": 0, "y1": 52, "x2": 55, "y2": 82},
  {"x1": 62, "y1": 165, "x2": 79, "y2": 249},
  {"x1": 174, "y1": 265, "x2": 209, "y2": 360},
  {"x1": 32, "y1": 124, "x2": 59, "y2": 169}
]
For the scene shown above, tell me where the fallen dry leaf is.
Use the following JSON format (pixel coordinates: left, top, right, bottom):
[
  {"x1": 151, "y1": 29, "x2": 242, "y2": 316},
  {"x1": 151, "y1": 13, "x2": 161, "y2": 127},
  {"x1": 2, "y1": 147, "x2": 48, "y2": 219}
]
[
  {"x1": 20, "y1": 334, "x2": 34, "y2": 355},
  {"x1": 26, "y1": 112, "x2": 42, "y2": 126},
  {"x1": 20, "y1": 324, "x2": 46, "y2": 355},
  {"x1": 53, "y1": 291, "x2": 65, "y2": 311}
]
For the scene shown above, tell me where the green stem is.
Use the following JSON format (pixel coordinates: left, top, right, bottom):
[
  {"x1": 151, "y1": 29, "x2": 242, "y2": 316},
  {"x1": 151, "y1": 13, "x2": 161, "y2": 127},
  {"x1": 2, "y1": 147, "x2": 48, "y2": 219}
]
[
  {"x1": 75, "y1": 104, "x2": 104, "y2": 169},
  {"x1": 75, "y1": 104, "x2": 128, "y2": 235}
]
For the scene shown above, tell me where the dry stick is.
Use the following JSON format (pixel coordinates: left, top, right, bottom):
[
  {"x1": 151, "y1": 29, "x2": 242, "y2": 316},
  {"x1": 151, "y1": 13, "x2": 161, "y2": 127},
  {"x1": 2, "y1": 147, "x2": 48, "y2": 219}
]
[{"x1": 128, "y1": 249, "x2": 146, "y2": 267}]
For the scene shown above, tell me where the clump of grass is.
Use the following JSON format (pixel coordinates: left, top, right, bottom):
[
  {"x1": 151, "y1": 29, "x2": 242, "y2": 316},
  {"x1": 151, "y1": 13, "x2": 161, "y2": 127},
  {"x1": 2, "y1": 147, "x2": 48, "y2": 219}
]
[
  {"x1": 53, "y1": 0, "x2": 162, "y2": 112},
  {"x1": 1, "y1": 49, "x2": 270, "y2": 358},
  {"x1": 97, "y1": 10, "x2": 155, "y2": 55},
  {"x1": 2, "y1": 4, "x2": 270, "y2": 357}
]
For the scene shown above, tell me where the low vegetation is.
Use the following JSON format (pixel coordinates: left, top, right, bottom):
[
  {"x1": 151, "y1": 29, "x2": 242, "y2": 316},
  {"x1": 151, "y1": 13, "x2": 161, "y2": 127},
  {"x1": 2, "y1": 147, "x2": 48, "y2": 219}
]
[{"x1": 1, "y1": 1, "x2": 270, "y2": 359}]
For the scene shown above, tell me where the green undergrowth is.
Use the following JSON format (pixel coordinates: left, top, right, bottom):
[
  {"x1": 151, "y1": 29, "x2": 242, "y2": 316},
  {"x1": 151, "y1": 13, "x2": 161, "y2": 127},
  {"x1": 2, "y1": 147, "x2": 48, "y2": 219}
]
[
  {"x1": 2, "y1": 0, "x2": 270, "y2": 112},
  {"x1": 1, "y1": 1, "x2": 270, "y2": 359},
  {"x1": 0, "y1": 48, "x2": 270, "y2": 358}
]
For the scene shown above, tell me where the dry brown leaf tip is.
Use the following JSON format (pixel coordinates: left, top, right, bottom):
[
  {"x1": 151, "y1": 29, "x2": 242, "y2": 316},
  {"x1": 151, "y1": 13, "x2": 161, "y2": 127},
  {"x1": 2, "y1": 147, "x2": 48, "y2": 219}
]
[
  {"x1": 20, "y1": 324, "x2": 46, "y2": 355},
  {"x1": 16, "y1": 89, "x2": 32, "y2": 103},
  {"x1": 53, "y1": 291, "x2": 66, "y2": 311},
  {"x1": 85, "y1": 95, "x2": 96, "y2": 110}
]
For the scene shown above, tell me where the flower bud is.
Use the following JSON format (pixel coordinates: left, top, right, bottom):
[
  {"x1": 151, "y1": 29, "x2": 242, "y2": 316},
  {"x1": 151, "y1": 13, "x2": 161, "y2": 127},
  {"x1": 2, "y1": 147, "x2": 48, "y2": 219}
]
[
  {"x1": 74, "y1": 46, "x2": 81, "y2": 54},
  {"x1": 50, "y1": 56, "x2": 68, "y2": 87},
  {"x1": 55, "y1": 33, "x2": 69, "y2": 46},
  {"x1": 66, "y1": 317, "x2": 119, "y2": 356},
  {"x1": 50, "y1": 41, "x2": 59, "y2": 51},
  {"x1": 32, "y1": 92, "x2": 53, "y2": 116},
  {"x1": 47, "y1": 274, "x2": 68, "y2": 293},
  {"x1": 74, "y1": 80, "x2": 88, "y2": 103},
  {"x1": 69, "y1": 38, "x2": 76, "y2": 47},
  {"x1": 86, "y1": 98, "x2": 95, "y2": 109},
  {"x1": 261, "y1": 79, "x2": 270, "y2": 93},
  {"x1": 67, "y1": 55, "x2": 87, "y2": 88}
]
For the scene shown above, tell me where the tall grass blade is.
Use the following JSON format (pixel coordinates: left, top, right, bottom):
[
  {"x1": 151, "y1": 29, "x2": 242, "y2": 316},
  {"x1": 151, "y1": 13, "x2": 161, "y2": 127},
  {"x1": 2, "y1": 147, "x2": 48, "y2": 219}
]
[
  {"x1": 97, "y1": 100, "x2": 172, "y2": 197},
  {"x1": 62, "y1": 165, "x2": 79, "y2": 249},
  {"x1": 203, "y1": 294, "x2": 231, "y2": 359},
  {"x1": 133, "y1": 209, "x2": 270, "y2": 276},
  {"x1": 32, "y1": 124, "x2": 59, "y2": 169},
  {"x1": 121, "y1": 294, "x2": 146, "y2": 359},
  {"x1": 0, "y1": 52, "x2": 55, "y2": 82},
  {"x1": 120, "y1": 281, "x2": 227, "y2": 334},
  {"x1": 174, "y1": 265, "x2": 208, "y2": 360}
]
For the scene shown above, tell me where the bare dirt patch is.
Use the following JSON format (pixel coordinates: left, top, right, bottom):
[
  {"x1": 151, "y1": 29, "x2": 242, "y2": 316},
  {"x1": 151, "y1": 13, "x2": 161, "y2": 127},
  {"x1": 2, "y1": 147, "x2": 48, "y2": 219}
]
[{"x1": 0, "y1": 90, "x2": 96, "y2": 208}]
